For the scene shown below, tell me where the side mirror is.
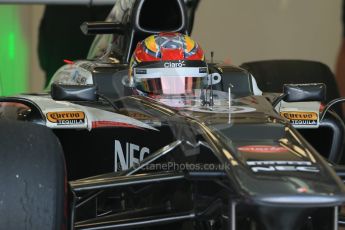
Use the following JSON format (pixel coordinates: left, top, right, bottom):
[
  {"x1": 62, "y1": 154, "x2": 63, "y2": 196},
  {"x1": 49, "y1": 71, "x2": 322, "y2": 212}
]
[
  {"x1": 207, "y1": 73, "x2": 222, "y2": 85},
  {"x1": 283, "y1": 83, "x2": 326, "y2": 102},
  {"x1": 51, "y1": 83, "x2": 98, "y2": 101}
]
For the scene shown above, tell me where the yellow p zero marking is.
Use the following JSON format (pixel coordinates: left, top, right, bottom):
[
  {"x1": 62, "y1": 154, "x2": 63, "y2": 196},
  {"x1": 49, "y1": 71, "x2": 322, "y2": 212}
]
[
  {"x1": 47, "y1": 111, "x2": 85, "y2": 123},
  {"x1": 280, "y1": 111, "x2": 318, "y2": 120}
]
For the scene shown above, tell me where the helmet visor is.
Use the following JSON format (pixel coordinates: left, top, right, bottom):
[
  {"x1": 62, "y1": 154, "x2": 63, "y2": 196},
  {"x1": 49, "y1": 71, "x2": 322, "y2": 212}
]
[{"x1": 133, "y1": 63, "x2": 208, "y2": 95}]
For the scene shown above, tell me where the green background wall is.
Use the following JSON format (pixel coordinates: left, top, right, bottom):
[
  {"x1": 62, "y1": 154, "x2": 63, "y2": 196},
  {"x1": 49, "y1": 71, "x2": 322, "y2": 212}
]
[{"x1": 0, "y1": 5, "x2": 28, "y2": 96}]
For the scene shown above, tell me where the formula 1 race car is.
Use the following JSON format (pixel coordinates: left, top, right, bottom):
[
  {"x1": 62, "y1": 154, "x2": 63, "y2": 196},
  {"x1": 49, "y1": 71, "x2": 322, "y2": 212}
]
[{"x1": 1, "y1": 0, "x2": 345, "y2": 230}]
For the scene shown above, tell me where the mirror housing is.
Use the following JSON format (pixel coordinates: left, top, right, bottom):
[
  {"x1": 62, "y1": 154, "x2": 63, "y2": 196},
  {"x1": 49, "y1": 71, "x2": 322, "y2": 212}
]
[
  {"x1": 80, "y1": 22, "x2": 125, "y2": 35},
  {"x1": 51, "y1": 83, "x2": 98, "y2": 101},
  {"x1": 283, "y1": 83, "x2": 326, "y2": 102},
  {"x1": 207, "y1": 73, "x2": 222, "y2": 85}
]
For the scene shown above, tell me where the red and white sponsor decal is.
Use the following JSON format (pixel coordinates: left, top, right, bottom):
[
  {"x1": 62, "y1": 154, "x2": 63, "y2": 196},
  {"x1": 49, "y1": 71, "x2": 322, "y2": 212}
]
[
  {"x1": 297, "y1": 187, "x2": 309, "y2": 193},
  {"x1": 238, "y1": 145, "x2": 288, "y2": 153},
  {"x1": 92, "y1": 121, "x2": 142, "y2": 129}
]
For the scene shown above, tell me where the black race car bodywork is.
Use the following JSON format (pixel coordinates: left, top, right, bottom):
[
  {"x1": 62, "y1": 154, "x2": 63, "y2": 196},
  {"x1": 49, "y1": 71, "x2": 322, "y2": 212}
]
[{"x1": 0, "y1": 0, "x2": 345, "y2": 230}]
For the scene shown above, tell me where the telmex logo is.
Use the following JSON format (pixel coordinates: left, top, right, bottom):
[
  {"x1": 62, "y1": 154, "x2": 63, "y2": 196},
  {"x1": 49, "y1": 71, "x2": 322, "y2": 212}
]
[
  {"x1": 47, "y1": 111, "x2": 85, "y2": 123},
  {"x1": 280, "y1": 111, "x2": 318, "y2": 120},
  {"x1": 164, "y1": 61, "x2": 185, "y2": 68},
  {"x1": 238, "y1": 145, "x2": 288, "y2": 153},
  {"x1": 246, "y1": 161, "x2": 319, "y2": 173}
]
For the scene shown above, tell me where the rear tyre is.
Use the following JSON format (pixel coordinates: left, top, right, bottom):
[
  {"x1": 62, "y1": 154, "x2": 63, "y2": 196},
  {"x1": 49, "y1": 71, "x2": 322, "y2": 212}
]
[{"x1": 0, "y1": 121, "x2": 66, "y2": 230}]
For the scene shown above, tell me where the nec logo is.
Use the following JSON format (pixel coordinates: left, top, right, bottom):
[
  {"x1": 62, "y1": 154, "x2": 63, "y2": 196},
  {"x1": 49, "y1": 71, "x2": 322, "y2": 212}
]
[
  {"x1": 164, "y1": 61, "x2": 185, "y2": 68},
  {"x1": 114, "y1": 140, "x2": 150, "y2": 172}
]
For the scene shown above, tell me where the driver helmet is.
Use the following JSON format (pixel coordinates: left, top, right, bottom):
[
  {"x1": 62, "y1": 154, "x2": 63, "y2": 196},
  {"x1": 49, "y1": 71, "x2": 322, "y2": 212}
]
[{"x1": 129, "y1": 32, "x2": 208, "y2": 96}]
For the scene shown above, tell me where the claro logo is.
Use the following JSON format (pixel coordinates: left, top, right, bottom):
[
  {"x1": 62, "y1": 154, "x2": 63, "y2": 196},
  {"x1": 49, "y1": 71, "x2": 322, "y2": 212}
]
[
  {"x1": 114, "y1": 140, "x2": 150, "y2": 172},
  {"x1": 164, "y1": 61, "x2": 185, "y2": 68}
]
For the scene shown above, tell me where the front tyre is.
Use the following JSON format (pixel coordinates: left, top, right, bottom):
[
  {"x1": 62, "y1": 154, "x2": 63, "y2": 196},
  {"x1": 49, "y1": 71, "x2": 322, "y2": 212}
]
[{"x1": 0, "y1": 121, "x2": 66, "y2": 230}]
